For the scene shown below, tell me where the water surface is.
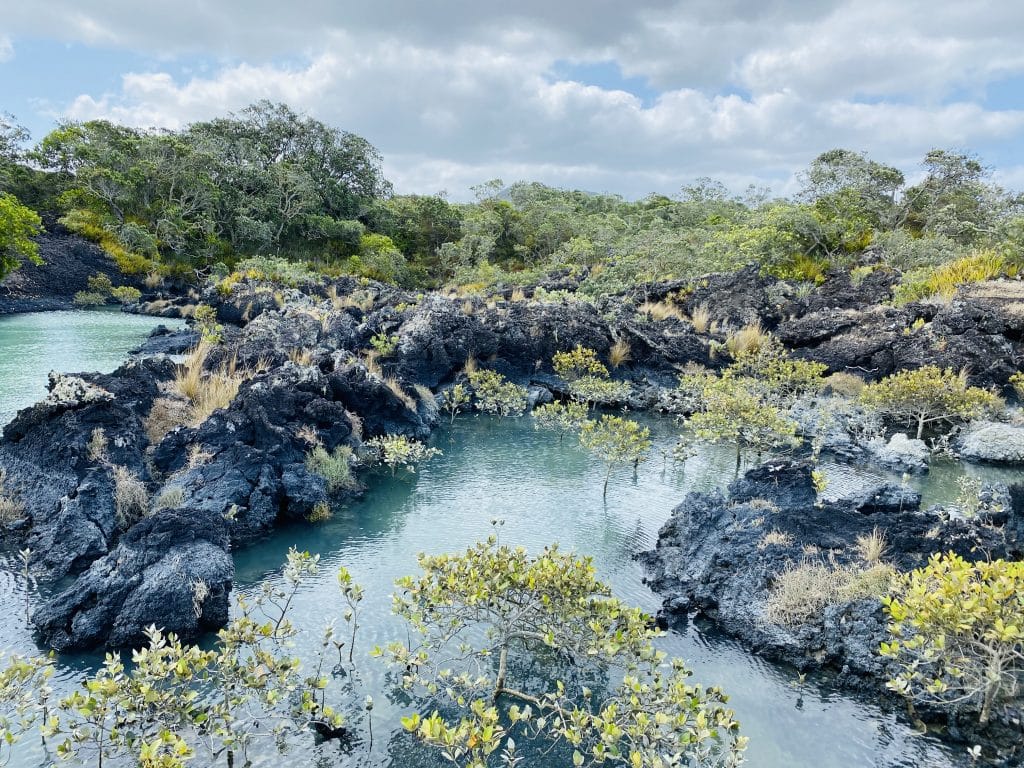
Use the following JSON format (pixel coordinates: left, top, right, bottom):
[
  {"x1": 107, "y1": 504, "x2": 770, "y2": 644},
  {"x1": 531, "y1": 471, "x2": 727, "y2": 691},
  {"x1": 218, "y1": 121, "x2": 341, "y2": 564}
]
[
  {"x1": 0, "y1": 308, "x2": 186, "y2": 426},
  {"x1": 1, "y1": 312, "x2": 1021, "y2": 767}
]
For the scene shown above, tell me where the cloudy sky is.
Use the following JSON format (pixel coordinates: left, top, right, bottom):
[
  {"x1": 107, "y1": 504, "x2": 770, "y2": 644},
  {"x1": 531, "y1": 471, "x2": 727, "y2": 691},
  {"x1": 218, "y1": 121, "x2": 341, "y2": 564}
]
[{"x1": 3, "y1": 1, "x2": 1024, "y2": 200}]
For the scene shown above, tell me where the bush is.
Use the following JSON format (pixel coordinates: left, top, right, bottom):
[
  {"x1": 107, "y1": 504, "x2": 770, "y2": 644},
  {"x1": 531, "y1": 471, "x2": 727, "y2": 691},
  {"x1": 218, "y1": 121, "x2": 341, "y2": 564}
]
[
  {"x1": 859, "y1": 365, "x2": 1002, "y2": 439},
  {"x1": 579, "y1": 414, "x2": 652, "y2": 496},
  {"x1": 467, "y1": 369, "x2": 528, "y2": 417},
  {"x1": 72, "y1": 291, "x2": 107, "y2": 307},
  {"x1": 305, "y1": 444, "x2": 357, "y2": 493},
  {"x1": 881, "y1": 552, "x2": 1024, "y2": 725},
  {"x1": 110, "y1": 285, "x2": 142, "y2": 304},
  {"x1": 365, "y1": 434, "x2": 441, "y2": 475}
]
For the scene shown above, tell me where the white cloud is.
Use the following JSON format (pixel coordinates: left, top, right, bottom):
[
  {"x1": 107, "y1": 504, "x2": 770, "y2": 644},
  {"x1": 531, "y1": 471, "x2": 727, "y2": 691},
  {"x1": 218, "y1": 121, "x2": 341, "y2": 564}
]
[
  {"x1": 13, "y1": 0, "x2": 1024, "y2": 198},
  {"x1": 0, "y1": 36, "x2": 13, "y2": 62}
]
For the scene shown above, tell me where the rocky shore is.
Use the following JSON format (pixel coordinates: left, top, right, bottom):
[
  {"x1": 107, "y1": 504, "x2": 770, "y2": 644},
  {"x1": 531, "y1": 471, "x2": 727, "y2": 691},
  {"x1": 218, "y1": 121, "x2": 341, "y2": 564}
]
[{"x1": 1, "y1": 230, "x2": 1023, "y2": 656}]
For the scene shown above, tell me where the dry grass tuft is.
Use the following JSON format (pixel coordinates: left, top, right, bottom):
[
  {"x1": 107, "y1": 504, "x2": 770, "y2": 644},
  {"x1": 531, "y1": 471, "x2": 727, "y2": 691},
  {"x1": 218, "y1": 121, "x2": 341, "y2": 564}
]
[
  {"x1": 688, "y1": 303, "x2": 712, "y2": 333},
  {"x1": 171, "y1": 343, "x2": 246, "y2": 426},
  {"x1": 510, "y1": 288, "x2": 527, "y2": 302},
  {"x1": 763, "y1": 559, "x2": 896, "y2": 627},
  {"x1": 145, "y1": 395, "x2": 191, "y2": 445},
  {"x1": 638, "y1": 300, "x2": 686, "y2": 322},
  {"x1": 0, "y1": 469, "x2": 25, "y2": 524},
  {"x1": 385, "y1": 376, "x2": 417, "y2": 410},
  {"x1": 462, "y1": 299, "x2": 476, "y2": 316},
  {"x1": 113, "y1": 465, "x2": 149, "y2": 528},
  {"x1": 725, "y1": 322, "x2": 768, "y2": 358},
  {"x1": 854, "y1": 528, "x2": 888, "y2": 564},
  {"x1": 608, "y1": 339, "x2": 632, "y2": 368},
  {"x1": 463, "y1": 355, "x2": 479, "y2": 375},
  {"x1": 362, "y1": 349, "x2": 384, "y2": 379},
  {"x1": 414, "y1": 384, "x2": 439, "y2": 417},
  {"x1": 758, "y1": 530, "x2": 794, "y2": 549},
  {"x1": 288, "y1": 347, "x2": 314, "y2": 366},
  {"x1": 152, "y1": 487, "x2": 184, "y2": 512}
]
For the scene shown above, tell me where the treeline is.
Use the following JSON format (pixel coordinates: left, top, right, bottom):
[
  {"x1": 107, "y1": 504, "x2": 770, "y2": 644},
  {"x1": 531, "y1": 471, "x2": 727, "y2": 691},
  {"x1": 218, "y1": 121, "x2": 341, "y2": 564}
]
[{"x1": 2, "y1": 102, "x2": 1023, "y2": 293}]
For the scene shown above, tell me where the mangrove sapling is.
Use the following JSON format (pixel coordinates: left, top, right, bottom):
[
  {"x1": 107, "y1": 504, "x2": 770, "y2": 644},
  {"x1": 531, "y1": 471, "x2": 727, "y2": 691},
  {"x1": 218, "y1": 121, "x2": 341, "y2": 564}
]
[
  {"x1": 578, "y1": 414, "x2": 652, "y2": 497},
  {"x1": 441, "y1": 383, "x2": 470, "y2": 424},
  {"x1": 881, "y1": 552, "x2": 1024, "y2": 726},
  {"x1": 380, "y1": 538, "x2": 746, "y2": 768},
  {"x1": 532, "y1": 400, "x2": 590, "y2": 441},
  {"x1": 859, "y1": 365, "x2": 1002, "y2": 440},
  {"x1": 467, "y1": 368, "x2": 528, "y2": 417},
  {"x1": 365, "y1": 434, "x2": 442, "y2": 476},
  {"x1": 686, "y1": 372, "x2": 800, "y2": 473},
  {"x1": 552, "y1": 346, "x2": 630, "y2": 406},
  {"x1": 0, "y1": 652, "x2": 53, "y2": 766}
]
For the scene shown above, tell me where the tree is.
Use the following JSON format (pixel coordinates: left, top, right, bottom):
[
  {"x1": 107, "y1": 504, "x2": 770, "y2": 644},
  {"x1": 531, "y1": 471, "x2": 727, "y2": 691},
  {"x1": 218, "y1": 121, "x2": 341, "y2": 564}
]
[
  {"x1": 0, "y1": 192, "x2": 43, "y2": 280},
  {"x1": 533, "y1": 400, "x2": 590, "y2": 441},
  {"x1": 467, "y1": 369, "x2": 528, "y2": 417},
  {"x1": 365, "y1": 434, "x2": 442, "y2": 475},
  {"x1": 881, "y1": 552, "x2": 1024, "y2": 726},
  {"x1": 552, "y1": 346, "x2": 631, "y2": 406},
  {"x1": 685, "y1": 373, "x2": 800, "y2": 472},
  {"x1": 380, "y1": 537, "x2": 746, "y2": 768},
  {"x1": 799, "y1": 148, "x2": 904, "y2": 233},
  {"x1": 859, "y1": 366, "x2": 1002, "y2": 440},
  {"x1": 578, "y1": 415, "x2": 651, "y2": 497}
]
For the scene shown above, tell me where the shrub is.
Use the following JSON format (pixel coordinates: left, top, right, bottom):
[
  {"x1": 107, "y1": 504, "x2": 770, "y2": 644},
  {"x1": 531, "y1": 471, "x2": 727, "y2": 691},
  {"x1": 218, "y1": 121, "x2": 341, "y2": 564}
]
[
  {"x1": 1011, "y1": 371, "x2": 1024, "y2": 400},
  {"x1": 110, "y1": 285, "x2": 142, "y2": 304},
  {"x1": 552, "y1": 345, "x2": 608, "y2": 381},
  {"x1": 384, "y1": 538, "x2": 746, "y2": 768},
  {"x1": 579, "y1": 414, "x2": 652, "y2": 497},
  {"x1": 825, "y1": 371, "x2": 866, "y2": 397},
  {"x1": 467, "y1": 369, "x2": 528, "y2": 417},
  {"x1": 881, "y1": 552, "x2": 1024, "y2": 725},
  {"x1": 72, "y1": 290, "x2": 106, "y2": 307},
  {"x1": 305, "y1": 445, "x2": 357, "y2": 493},
  {"x1": 365, "y1": 434, "x2": 442, "y2": 475},
  {"x1": 440, "y1": 383, "x2": 470, "y2": 424},
  {"x1": 533, "y1": 400, "x2": 590, "y2": 440},
  {"x1": 859, "y1": 365, "x2": 1002, "y2": 439},
  {"x1": 192, "y1": 304, "x2": 222, "y2": 343},
  {"x1": 369, "y1": 331, "x2": 398, "y2": 357},
  {"x1": 307, "y1": 501, "x2": 332, "y2": 523}
]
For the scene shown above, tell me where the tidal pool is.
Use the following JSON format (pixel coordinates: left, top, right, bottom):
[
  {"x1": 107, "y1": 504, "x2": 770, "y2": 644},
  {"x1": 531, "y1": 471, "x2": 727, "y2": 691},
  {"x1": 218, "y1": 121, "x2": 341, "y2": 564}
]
[{"x1": 1, "y1": 311, "x2": 1019, "y2": 767}]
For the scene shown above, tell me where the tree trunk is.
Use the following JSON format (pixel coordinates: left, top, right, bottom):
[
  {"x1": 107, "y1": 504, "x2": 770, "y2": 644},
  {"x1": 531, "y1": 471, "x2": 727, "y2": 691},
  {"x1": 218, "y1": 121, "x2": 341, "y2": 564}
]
[
  {"x1": 494, "y1": 644, "x2": 508, "y2": 701},
  {"x1": 916, "y1": 414, "x2": 925, "y2": 440}
]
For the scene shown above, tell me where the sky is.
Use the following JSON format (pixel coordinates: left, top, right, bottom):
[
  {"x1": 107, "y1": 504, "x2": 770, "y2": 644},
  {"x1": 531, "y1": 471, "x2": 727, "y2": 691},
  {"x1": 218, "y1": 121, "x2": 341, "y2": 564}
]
[{"x1": 3, "y1": 1, "x2": 1024, "y2": 201}]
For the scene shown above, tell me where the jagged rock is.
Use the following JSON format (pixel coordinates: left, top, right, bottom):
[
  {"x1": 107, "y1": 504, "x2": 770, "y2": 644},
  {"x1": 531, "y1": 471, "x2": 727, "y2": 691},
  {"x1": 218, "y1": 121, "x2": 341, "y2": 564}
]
[
  {"x1": 640, "y1": 461, "x2": 1009, "y2": 685},
  {"x1": 959, "y1": 421, "x2": 1024, "y2": 464},
  {"x1": 32, "y1": 508, "x2": 233, "y2": 650},
  {"x1": 43, "y1": 373, "x2": 114, "y2": 409},
  {"x1": 837, "y1": 483, "x2": 922, "y2": 514},
  {"x1": 866, "y1": 433, "x2": 929, "y2": 473}
]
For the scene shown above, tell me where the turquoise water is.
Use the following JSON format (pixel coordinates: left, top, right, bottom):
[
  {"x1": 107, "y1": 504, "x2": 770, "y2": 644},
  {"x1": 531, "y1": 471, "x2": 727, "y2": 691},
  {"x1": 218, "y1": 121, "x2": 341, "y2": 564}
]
[
  {"x1": 1, "y1": 312, "x2": 1021, "y2": 767},
  {"x1": 0, "y1": 308, "x2": 186, "y2": 427}
]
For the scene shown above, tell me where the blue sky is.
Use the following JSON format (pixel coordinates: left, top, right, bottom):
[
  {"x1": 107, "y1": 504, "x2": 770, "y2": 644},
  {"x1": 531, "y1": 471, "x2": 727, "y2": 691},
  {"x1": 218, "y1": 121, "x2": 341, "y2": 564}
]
[{"x1": 4, "y1": 1, "x2": 1024, "y2": 199}]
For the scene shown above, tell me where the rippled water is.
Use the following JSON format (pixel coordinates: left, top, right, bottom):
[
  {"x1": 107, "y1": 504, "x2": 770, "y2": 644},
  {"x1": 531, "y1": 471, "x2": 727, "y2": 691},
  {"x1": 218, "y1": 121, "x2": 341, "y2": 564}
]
[
  {"x1": 1, "y1": 312, "x2": 1020, "y2": 767},
  {"x1": 0, "y1": 308, "x2": 186, "y2": 426}
]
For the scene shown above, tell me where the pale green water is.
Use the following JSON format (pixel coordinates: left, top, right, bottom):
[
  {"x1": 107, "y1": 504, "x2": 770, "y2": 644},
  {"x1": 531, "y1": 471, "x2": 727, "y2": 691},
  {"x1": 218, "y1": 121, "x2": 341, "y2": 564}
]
[
  {"x1": 1, "y1": 312, "x2": 1021, "y2": 767},
  {"x1": 0, "y1": 308, "x2": 186, "y2": 427}
]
